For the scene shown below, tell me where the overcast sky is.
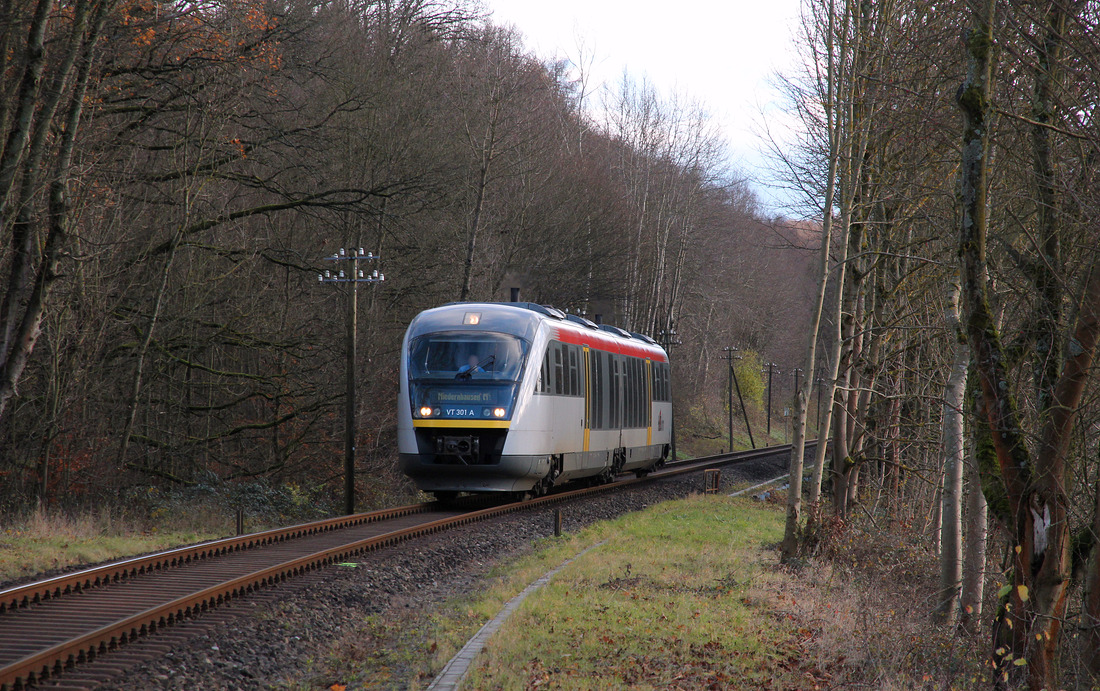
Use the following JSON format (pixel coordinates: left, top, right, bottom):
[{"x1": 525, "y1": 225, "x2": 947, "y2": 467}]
[{"x1": 483, "y1": 0, "x2": 805, "y2": 213}]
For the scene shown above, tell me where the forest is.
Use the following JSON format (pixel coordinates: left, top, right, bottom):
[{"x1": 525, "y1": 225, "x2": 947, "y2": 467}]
[
  {"x1": 7, "y1": 0, "x2": 1100, "y2": 686},
  {"x1": 776, "y1": 0, "x2": 1100, "y2": 686},
  {"x1": 0, "y1": 0, "x2": 816, "y2": 515}
]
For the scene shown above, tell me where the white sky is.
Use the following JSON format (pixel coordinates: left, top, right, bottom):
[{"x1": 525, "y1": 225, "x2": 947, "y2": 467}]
[{"x1": 483, "y1": 0, "x2": 805, "y2": 214}]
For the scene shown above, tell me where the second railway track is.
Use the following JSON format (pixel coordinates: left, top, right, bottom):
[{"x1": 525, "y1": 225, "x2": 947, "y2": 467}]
[{"x1": 0, "y1": 442, "x2": 811, "y2": 690}]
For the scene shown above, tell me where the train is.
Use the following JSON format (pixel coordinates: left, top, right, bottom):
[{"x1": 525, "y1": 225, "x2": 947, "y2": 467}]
[{"x1": 397, "y1": 301, "x2": 672, "y2": 499}]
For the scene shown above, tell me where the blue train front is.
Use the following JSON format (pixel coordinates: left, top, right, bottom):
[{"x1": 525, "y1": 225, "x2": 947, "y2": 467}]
[{"x1": 398, "y1": 302, "x2": 672, "y2": 498}]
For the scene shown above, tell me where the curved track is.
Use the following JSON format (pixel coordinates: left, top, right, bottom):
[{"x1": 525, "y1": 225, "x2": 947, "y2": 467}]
[{"x1": 0, "y1": 442, "x2": 811, "y2": 690}]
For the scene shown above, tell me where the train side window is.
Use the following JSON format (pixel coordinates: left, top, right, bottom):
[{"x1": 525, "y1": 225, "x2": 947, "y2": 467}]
[
  {"x1": 654, "y1": 361, "x2": 661, "y2": 405},
  {"x1": 601, "y1": 352, "x2": 610, "y2": 429},
  {"x1": 629, "y1": 358, "x2": 638, "y2": 429},
  {"x1": 652, "y1": 362, "x2": 662, "y2": 402},
  {"x1": 569, "y1": 345, "x2": 576, "y2": 396},
  {"x1": 594, "y1": 349, "x2": 602, "y2": 426},
  {"x1": 624, "y1": 358, "x2": 631, "y2": 428},
  {"x1": 630, "y1": 359, "x2": 636, "y2": 428},
  {"x1": 621, "y1": 357, "x2": 628, "y2": 429},
  {"x1": 597, "y1": 352, "x2": 605, "y2": 428},
  {"x1": 553, "y1": 343, "x2": 564, "y2": 395},
  {"x1": 646, "y1": 360, "x2": 653, "y2": 426},
  {"x1": 539, "y1": 346, "x2": 551, "y2": 394},
  {"x1": 563, "y1": 344, "x2": 572, "y2": 396},
  {"x1": 627, "y1": 358, "x2": 636, "y2": 428},
  {"x1": 625, "y1": 356, "x2": 631, "y2": 428},
  {"x1": 663, "y1": 363, "x2": 669, "y2": 401},
  {"x1": 613, "y1": 355, "x2": 621, "y2": 429},
  {"x1": 624, "y1": 356, "x2": 631, "y2": 427},
  {"x1": 607, "y1": 354, "x2": 614, "y2": 429},
  {"x1": 577, "y1": 347, "x2": 584, "y2": 396},
  {"x1": 568, "y1": 346, "x2": 580, "y2": 397},
  {"x1": 589, "y1": 350, "x2": 598, "y2": 428}
]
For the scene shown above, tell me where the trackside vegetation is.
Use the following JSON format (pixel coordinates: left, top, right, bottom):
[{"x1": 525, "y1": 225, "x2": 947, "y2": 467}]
[
  {"x1": 460, "y1": 494, "x2": 809, "y2": 689},
  {"x1": 296, "y1": 491, "x2": 1002, "y2": 689},
  {"x1": 0, "y1": 507, "x2": 223, "y2": 584}
]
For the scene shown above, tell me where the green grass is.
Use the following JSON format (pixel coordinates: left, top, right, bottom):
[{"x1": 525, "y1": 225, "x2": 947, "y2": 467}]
[
  {"x1": 458, "y1": 494, "x2": 809, "y2": 690},
  {"x1": 296, "y1": 494, "x2": 811, "y2": 690}
]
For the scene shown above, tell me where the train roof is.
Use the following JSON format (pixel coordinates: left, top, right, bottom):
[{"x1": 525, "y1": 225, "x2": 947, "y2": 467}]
[{"x1": 407, "y1": 302, "x2": 668, "y2": 362}]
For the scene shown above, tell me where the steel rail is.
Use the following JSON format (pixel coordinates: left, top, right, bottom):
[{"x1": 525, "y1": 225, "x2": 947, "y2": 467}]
[
  {"x1": 0, "y1": 502, "x2": 435, "y2": 613},
  {"x1": 0, "y1": 441, "x2": 810, "y2": 690}
]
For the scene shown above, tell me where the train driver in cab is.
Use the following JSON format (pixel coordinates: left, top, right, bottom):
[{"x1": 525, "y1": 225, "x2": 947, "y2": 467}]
[{"x1": 457, "y1": 353, "x2": 485, "y2": 375}]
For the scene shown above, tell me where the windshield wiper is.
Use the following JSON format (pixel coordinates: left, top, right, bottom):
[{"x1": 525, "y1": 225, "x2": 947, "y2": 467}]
[{"x1": 455, "y1": 354, "x2": 495, "y2": 380}]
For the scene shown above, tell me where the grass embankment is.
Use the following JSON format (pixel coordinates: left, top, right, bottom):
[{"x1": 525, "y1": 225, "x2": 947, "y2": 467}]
[
  {"x1": 308, "y1": 492, "x2": 821, "y2": 690},
  {"x1": 0, "y1": 508, "x2": 223, "y2": 584},
  {"x1": 464, "y1": 494, "x2": 812, "y2": 690}
]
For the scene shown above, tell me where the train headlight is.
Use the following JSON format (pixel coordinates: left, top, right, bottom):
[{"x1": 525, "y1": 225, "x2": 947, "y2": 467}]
[
  {"x1": 493, "y1": 407, "x2": 506, "y2": 418},
  {"x1": 482, "y1": 408, "x2": 491, "y2": 416},
  {"x1": 419, "y1": 406, "x2": 433, "y2": 417}
]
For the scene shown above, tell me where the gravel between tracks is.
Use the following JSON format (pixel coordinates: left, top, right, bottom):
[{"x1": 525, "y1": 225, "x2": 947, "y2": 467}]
[{"x1": 53, "y1": 456, "x2": 788, "y2": 691}]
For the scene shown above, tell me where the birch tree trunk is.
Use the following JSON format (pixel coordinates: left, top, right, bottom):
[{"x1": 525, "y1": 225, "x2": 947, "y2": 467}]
[
  {"x1": 935, "y1": 281, "x2": 967, "y2": 623},
  {"x1": 808, "y1": 240, "x2": 848, "y2": 505},
  {"x1": 779, "y1": 0, "x2": 847, "y2": 560},
  {"x1": 959, "y1": 434, "x2": 987, "y2": 635},
  {"x1": 774, "y1": 0, "x2": 849, "y2": 556}
]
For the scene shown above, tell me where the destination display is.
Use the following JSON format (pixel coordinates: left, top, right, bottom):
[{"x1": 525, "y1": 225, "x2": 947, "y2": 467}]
[{"x1": 409, "y1": 382, "x2": 517, "y2": 420}]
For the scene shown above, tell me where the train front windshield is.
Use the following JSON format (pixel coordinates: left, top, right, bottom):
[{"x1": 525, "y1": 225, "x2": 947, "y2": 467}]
[{"x1": 407, "y1": 332, "x2": 529, "y2": 420}]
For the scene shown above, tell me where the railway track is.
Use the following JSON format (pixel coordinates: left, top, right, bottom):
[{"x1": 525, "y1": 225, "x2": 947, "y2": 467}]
[{"x1": 0, "y1": 442, "x2": 811, "y2": 690}]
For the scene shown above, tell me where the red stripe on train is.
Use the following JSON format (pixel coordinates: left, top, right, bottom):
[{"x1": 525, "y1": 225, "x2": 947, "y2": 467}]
[{"x1": 551, "y1": 326, "x2": 668, "y2": 362}]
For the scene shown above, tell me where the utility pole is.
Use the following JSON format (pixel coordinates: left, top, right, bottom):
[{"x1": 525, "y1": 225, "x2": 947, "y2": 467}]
[
  {"x1": 657, "y1": 325, "x2": 681, "y2": 462},
  {"x1": 722, "y1": 346, "x2": 756, "y2": 450},
  {"x1": 320, "y1": 248, "x2": 384, "y2": 515},
  {"x1": 722, "y1": 348, "x2": 734, "y2": 452},
  {"x1": 764, "y1": 362, "x2": 779, "y2": 437}
]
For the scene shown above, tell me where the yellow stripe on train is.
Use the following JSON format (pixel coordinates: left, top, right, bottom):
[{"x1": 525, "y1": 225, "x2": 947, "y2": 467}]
[{"x1": 412, "y1": 420, "x2": 512, "y2": 429}]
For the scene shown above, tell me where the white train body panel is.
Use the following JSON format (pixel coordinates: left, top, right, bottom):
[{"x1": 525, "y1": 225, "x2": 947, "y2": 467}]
[{"x1": 398, "y1": 302, "x2": 672, "y2": 495}]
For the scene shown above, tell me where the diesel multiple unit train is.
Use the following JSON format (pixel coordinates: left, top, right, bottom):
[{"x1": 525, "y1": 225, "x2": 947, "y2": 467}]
[{"x1": 398, "y1": 302, "x2": 673, "y2": 499}]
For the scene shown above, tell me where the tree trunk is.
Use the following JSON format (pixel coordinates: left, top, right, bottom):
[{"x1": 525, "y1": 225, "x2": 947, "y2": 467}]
[
  {"x1": 459, "y1": 149, "x2": 492, "y2": 301},
  {"x1": 117, "y1": 234, "x2": 182, "y2": 469},
  {"x1": 936, "y1": 282, "x2": 967, "y2": 623},
  {"x1": 1084, "y1": 479, "x2": 1100, "y2": 673},
  {"x1": 809, "y1": 234, "x2": 849, "y2": 505},
  {"x1": 781, "y1": 86, "x2": 846, "y2": 562},
  {"x1": 0, "y1": 0, "x2": 105, "y2": 422},
  {"x1": 957, "y1": 0, "x2": 1100, "y2": 684},
  {"x1": 958, "y1": 436, "x2": 988, "y2": 635}
]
